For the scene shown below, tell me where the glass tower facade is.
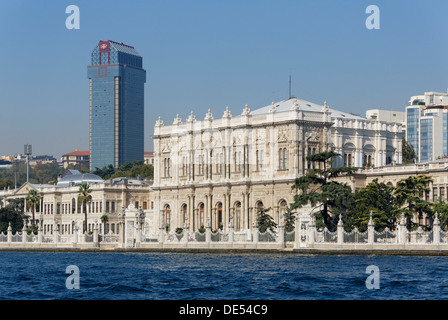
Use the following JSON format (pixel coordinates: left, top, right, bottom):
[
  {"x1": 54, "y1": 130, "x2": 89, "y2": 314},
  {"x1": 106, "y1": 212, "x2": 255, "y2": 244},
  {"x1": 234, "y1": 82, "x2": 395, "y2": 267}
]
[
  {"x1": 420, "y1": 118, "x2": 433, "y2": 162},
  {"x1": 88, "y1": 41, "x2": 146, "y2": 170},
  {"x1": 406, "y1": 106, "x2": 419, "y2": 154}
]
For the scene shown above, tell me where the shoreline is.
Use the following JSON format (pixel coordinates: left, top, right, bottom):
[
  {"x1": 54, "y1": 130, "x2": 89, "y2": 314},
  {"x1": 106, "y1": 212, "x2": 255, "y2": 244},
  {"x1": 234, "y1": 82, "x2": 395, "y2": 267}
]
[{"x1": 1, "y1": 247, "x2": 448, "y2": 256}]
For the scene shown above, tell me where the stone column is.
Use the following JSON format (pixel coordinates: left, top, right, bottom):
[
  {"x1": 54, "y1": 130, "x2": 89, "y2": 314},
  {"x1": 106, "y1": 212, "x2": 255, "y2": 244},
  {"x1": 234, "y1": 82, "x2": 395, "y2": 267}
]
[
  {"x1": 368, "y1": 211, "x2": 375, "y2": 245},
  {"x1": 38, "y1": 223, "x2": 43, "y2": 243},
  {"x1": 159, "y1": 224, "x2": 165, "y2": 244},
  {"x1": 22, "y1": 223, "x2": 27, "y2": 244},
  {"x1": 54, "y1": 224, "x2": 59, "y2": 245},
  {"x1": 135, "y1": 220, "x2": 142, "y2": 247},
  {"x1": 337, "y1": 215, "x2": 344, "y2": 245},
  {"x1": 228, "y1": 220, "x2": 234, "y2": 244},
  {"x1": 205, "y1": 219, "x2": 211, "y2": 245},
  {"x1": 182, "y1": 221, "x2": 189, "y2": 244},
  {"x1": 252, "y1": 220, "x2": 259, "y2": 245},
  {"x1": 7, "y1": 223, "x2": 12, "y2": 244},
  {"x1": 93, "y1": 223, "x2": 99, "y2": 247},
  {"x1": 433, "y1": 212, "x2": 440, "y2": 245},
  {"x1": 278, "y1": 224, "x2": 285, "y2": 249},
  {"x1": 294, "y1": 215, "x2": 301, "y2": 249},
  {"x1": 398, "y1": 213, "x2": 407, "y2": 244},
  {"x1": 308, "y1": 215, "x2": 316, "y2": 245},
  {"x1": 73, "y1": 226, "x2": 78, "y2": 246}
]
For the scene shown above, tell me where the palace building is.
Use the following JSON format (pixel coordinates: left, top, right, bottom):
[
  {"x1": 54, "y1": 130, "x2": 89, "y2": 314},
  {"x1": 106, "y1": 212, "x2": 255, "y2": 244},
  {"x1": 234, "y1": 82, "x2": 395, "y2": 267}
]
[
  {"x1": 0, "y1": 170, "x2": 153, "y2": 236},
  {"x1": 151, "y1": 97, "x2": 404, "y2": 233}
]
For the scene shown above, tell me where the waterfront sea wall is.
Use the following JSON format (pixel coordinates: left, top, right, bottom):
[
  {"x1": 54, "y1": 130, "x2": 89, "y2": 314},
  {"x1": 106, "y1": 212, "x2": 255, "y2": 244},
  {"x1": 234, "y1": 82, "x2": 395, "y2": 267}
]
[{"x1": 2, "y1": 211, "x2": 448, "y2": 255}]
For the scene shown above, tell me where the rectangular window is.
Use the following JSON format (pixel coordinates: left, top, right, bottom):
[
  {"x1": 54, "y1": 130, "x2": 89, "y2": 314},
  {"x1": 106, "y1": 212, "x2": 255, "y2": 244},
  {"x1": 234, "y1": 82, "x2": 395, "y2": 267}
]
[
  {"x1": 441, "y1": 187, "x2": 445, "y2": 202},
  {"x1": 433, "y1": 187, "x2": 439, "y2": 202}
]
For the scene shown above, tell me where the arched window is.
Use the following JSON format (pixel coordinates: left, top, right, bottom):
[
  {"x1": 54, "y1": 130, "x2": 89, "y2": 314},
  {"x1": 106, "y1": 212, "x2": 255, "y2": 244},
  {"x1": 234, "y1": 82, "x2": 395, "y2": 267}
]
[
  {"x1": 182, "y1": 204, "x2": 187, "y2": 225},
  {"x1": 199, "y1": 203, "x2": 205, "y2": 227},
  {"x1": 216, "y1": 202, "x2": 223, "y2": 230},
  {"x1": 283, "y1": 148, "x2": 288, "y2": 169},
  {"x1": 234, "y1": 201, "x2": 241, "y2": 231},
  {"x1": 165, "y1": 205, "x2": 171, "y2": 232},
  {"x1": 279, "y1": 200, "x2": 287, "y2": 224}
]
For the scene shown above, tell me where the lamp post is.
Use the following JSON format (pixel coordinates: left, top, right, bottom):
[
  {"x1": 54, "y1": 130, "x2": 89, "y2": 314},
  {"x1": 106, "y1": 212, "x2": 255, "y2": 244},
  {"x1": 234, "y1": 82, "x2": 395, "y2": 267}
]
[{"x1": 24, "y1": 144, "x2": 32, "y2": 183}]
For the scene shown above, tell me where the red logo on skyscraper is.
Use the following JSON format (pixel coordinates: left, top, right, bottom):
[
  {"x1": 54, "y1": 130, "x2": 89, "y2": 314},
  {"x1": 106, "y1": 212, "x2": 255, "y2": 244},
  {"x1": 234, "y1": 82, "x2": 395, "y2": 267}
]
[{"x1": 99, "y1": 41, "x2": 109, "y2": 52}]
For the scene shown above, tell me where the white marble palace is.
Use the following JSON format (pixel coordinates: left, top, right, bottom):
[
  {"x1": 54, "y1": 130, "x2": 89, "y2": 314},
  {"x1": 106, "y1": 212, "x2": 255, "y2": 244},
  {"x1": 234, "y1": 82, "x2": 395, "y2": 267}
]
[{"x1": 152, "y1": 97, "x2": 403, "y2": 233}]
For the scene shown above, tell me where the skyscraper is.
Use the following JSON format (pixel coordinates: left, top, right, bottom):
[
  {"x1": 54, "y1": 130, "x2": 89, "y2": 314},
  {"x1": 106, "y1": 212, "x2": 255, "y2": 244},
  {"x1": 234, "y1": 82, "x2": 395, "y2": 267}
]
[
  {"x1": 405, "y1": 92, "x2": 448, "y2": 162},
  {"x1": 88, "y1": 40, "x2": 146, "y2": 170}
]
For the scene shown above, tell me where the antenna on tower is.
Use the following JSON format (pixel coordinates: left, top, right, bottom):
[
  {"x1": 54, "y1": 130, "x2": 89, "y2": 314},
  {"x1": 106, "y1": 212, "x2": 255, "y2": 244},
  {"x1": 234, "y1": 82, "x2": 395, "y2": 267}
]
[{"x1": 289, "y1": 73, "x2": 292, "y2": 99}]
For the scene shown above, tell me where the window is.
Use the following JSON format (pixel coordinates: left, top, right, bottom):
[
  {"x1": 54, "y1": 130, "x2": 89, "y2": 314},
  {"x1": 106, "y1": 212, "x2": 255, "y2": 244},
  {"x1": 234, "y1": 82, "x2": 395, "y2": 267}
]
[
  {"x1": 164, "y1": 158, "x2": 171, "y2": 177},
  {"x1": 344, "y1": 153, "x2": 353, "y2": 167},
  {"x1": 217, "y1": 202, "x2": 223, "y2": 229},
  {"x1": 199, "y1": 155, "x2": 204, "y2": 175},
  {"x1": 235, "y1": 151, "x2": 242, "y2": 172},
  {"x1": 433, "y1": 187, "x2": 439, "y2": 202},
  {"x1": 165, "y1": 205, "x2": 171, "y2": 232},
  {"x1": 199, "y1": 203, "x2": 205, "y2": 227},
  {"x1": 182, "y1": 204, "x2": 187, "y2": 225},
  {"x1": 234, "y1": 202, "x2": 241, "y2": 231},
  {"x1": 307, "y1": 147, "x2": 311, "y2": 169},
  {"x1": 216, "y1": 153, "x2": 223, "y2": 174},
  {"x1": 279, "y1": 148, "x2": 288, "y2": 170},
  {"x1": 256, "y1": 150, "x2": 264, "y2": 171},
  {"x1": 182, "y1": 156, "x2": 187, "y2": 176},
  {"x1": 441, "y1": 187, "x2": 445, "y2": 202}
]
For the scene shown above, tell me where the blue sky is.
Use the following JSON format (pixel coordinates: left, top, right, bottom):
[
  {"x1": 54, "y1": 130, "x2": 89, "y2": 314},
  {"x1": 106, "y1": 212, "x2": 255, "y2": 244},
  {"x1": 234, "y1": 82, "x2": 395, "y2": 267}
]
[{"x1": 1, "y1": 0, "x2": 447, "y2": 159}]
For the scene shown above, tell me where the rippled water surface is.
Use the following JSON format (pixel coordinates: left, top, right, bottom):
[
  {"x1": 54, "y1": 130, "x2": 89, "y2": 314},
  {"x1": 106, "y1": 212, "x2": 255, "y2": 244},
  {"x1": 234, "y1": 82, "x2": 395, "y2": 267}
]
[{"x1": 0, "y1": 251, "x2": 447, "y2": 300}]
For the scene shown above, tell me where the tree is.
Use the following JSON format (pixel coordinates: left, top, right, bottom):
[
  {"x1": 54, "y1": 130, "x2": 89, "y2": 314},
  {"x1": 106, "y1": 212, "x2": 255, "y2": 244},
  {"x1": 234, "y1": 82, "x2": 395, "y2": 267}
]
[
  {"x1": 433, "y1": 198, "x2": 448, "y2": 231},
  {"x1": 25, "y1": 189, "x2": 41, "y2": 229},
  {"x1": 394, "y1": 175, "x2": 433, "y2": 230},
  {"x1": 77, "y1": 183, "x2": 92, "y2": 233},
  {"x1": 0, "y1": 179, "x2": 14, "y2": 190},
  {"x1": 283, "y1": 206, "x2": 296, "y2": 232},
  {"x1": 346, "y1": 179, "x2": 398, "y2": 232},
  {"x1": 6, "y1": 198, "x2": 25, "y2": 213},
  {"x1": 92, "y1": 164, "x2": 115, "y2": 180},
  {"x1": 92, "y1": 161, "x2": 153, "y2": 180},
  {"x1": 256, "y1": 207, "x2": 277, "y2": 233},
  {"x1": 402, "y1": 137, "x2": 417, "y2": 164},
  {"x1": 291, "y1": 151, "x2": 356, "y2": 232},
  {"x1": 0, "y1": 207, "x2": 25, "y2": 234}
]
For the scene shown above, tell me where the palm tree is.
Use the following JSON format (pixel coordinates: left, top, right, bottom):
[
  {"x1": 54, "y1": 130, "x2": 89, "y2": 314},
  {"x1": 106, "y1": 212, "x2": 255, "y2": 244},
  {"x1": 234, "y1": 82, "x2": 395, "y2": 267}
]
[
  {"x1": 77, "y1": 183, "x2": 92, "y2": 233},
  {"x1": 100, "y1": 214, "x2": 109, "y2": 234},
  {"x1": 25, "y1": 189, "x2": 41, "y2": 229}
]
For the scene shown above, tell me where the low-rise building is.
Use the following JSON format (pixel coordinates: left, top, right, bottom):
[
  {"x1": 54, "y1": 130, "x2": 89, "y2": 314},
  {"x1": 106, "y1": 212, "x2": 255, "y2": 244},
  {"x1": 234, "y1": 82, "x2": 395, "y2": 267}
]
[
  {"x1": 62, "y1": 150, "x2": 90, "y2": 169},
  {"x1": 0, "y1": 170, "x2": 153, "y2": 236}
]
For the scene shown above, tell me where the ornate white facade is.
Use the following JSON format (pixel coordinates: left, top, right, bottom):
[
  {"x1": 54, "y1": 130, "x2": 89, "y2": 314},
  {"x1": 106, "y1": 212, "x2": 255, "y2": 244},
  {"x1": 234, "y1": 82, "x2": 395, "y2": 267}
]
[
  {"x1": 152, "y1": 97, "x2": 403, "y2": 233},
  {"x1": 0, "y1": 171, "x2": 153, "y2": 237}
]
